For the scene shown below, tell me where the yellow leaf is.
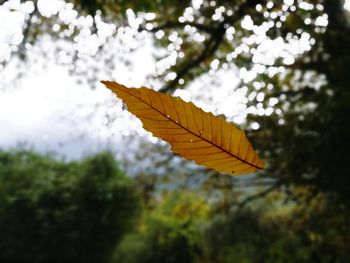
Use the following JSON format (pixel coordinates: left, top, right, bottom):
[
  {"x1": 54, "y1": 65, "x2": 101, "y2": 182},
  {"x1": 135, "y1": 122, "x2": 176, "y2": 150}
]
[{"x1": 101, "y1": 81, "x2": 265, "y2": 175}]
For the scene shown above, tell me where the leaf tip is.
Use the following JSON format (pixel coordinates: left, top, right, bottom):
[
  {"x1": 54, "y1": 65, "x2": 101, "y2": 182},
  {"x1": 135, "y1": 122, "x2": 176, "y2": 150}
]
[
  {"x1": 256, "y1": 159, "x2": 265, "y2": 170},
  {"x1": 100, "y1": 80, "x2": 111, "y2": 87},
  {"x1": 100, "y1": 80, "x2": 120, "y2": 93}
]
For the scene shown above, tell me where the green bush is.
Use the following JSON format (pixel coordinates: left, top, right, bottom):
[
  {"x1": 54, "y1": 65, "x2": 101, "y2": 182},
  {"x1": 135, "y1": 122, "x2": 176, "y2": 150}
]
[
  {"x1": 0, "y1": 150, "x2": 139, "y2": 263},
  {"x1": 202, "y1": 208, "x2": 349, "y2": 263},
  {"x1": 0, "y1": 149, "x2": 348, "y2": 263},
  {"x1": 113, "y1": 192, "x2": 209, "y2": 263}
]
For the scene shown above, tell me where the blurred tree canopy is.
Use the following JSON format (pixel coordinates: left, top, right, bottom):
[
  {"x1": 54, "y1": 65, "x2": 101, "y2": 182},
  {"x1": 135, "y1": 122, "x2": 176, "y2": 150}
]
[
  {"x1": 1, "y1": 0, "x2": 350, "y2": 261},
  {"x1": 0, "y1": 150, "x2": 139, "y2": 262},
  {"x1": 0, "y1": 149, "x2": 349, "y2": 262}
]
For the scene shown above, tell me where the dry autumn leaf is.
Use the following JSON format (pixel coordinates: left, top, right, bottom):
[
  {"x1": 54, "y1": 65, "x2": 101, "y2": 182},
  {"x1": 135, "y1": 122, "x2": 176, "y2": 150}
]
[{"x1": 101, "y1": 81, "x2": 265, "y2": 175}]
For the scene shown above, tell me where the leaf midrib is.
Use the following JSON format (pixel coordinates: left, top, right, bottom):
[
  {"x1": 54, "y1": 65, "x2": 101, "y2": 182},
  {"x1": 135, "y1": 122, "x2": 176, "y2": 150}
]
[{"x1": 120, "y1": 87, "x2": 263, "y2": 170}]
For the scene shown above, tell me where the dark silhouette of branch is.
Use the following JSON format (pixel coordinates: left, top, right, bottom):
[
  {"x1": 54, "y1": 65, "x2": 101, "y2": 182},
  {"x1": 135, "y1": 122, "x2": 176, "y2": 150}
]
[
  {"x1": 254, "y1": 59, "x2": 327, "y2": 72},
  {"x1": 18, "y1": 0, "x2": 38, "y2": 59},
  {"x1": 267, "y1": 87, "x2": 316, "y2": 98},
  {"x1": 140, "y1": 21, "x2": 216, "y2": 34},
  {"x1": 158, "y1": 0, "x2": 264, "y2": 94},
  {"x1": 159, "y1": 20, "x2": 226, "y2": 93},
  {"x1": 237, "y1": 180, "x2": 284, "y2": 210},
  {"x1": 324, "y1": 0, "x2": 348, "y2": 29}
]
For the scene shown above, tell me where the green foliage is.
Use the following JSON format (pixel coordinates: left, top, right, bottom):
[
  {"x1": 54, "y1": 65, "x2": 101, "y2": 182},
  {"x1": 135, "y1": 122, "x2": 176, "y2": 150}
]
[
  {"x1": 115, "y1": 218, "x2": 195, "y2": 263},
  {"x1": 113, "y1": 191, "x2": 350, "y2": 263},
  {"x1": 0, "y1": 149, "x2": 349, "y2": 262},
  {"x1": 203, "y1": 210, "x2": 310, "y2": 263},
  {"x1": 0, "y1": 150, "x2": 139, "y2": 263},
  {"x1": 113, "y1": 192, "x2": 209, "y2": 263}
]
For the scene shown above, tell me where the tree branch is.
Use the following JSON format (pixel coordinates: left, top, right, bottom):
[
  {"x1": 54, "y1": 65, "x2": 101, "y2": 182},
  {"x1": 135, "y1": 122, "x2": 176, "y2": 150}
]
[
  {"x1": 158, "y1": 0, "x2": 263, "y2": 93},
  {"x1": 18, "y1": 0, "x2": 38, "y2": 59},
  {"x1": 140, "y1": 21, "x2": 216, "y2": 34},
  {"x1": 324, "y1": 0, "x2": 348, "y2": 29},
  {"x1": 236, "y1": 180, "x2": 283, "y2": 210},
  {"x1": 159, "y1": 20, "x2": 226, "y2": 93}
]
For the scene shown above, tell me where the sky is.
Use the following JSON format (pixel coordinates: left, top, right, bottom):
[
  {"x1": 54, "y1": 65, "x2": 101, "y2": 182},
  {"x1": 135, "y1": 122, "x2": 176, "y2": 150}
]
[
  {"x1": 0, "y1": 42, "x2": 157, "y2": 159},
  {"x1": 0, "y1": 54, "x2": 246, "y2": 159}
]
